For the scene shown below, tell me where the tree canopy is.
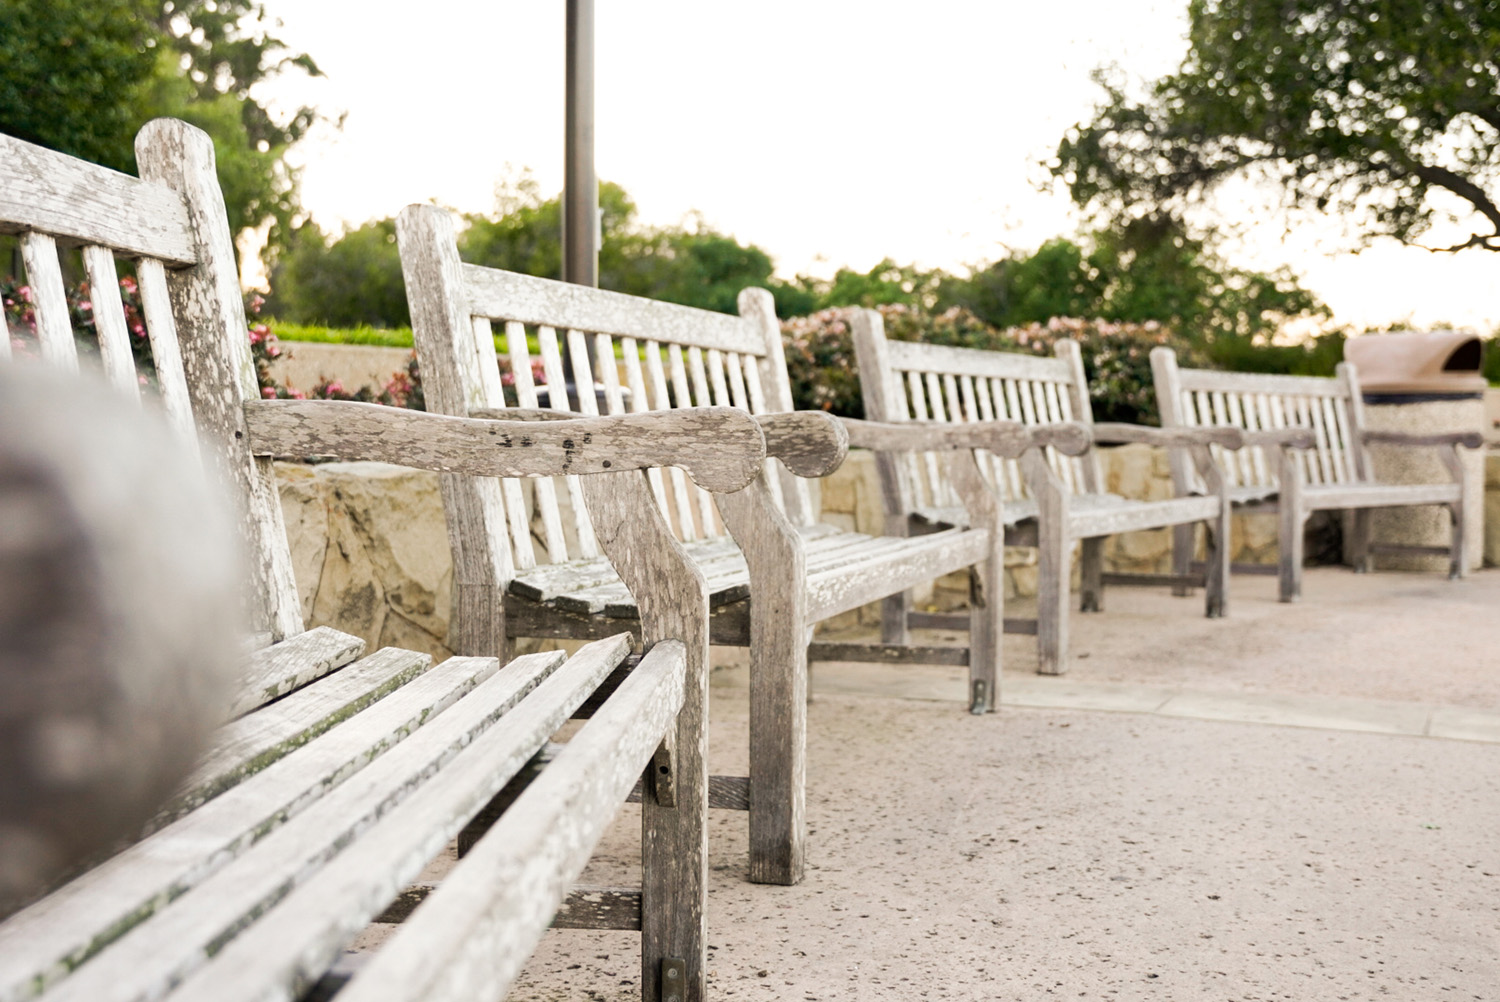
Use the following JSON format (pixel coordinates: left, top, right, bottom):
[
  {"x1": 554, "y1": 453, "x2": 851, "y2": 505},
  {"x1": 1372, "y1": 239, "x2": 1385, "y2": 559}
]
[
  {"x1": 1054, "y1": 0, "x2": 1500, "y2": 251},
  {"x1": 0, "y1": 0, "x2": 322, "y2": 250},
  {"x1": 269, "y1": 178, "x2": 807, "y2": 327}
]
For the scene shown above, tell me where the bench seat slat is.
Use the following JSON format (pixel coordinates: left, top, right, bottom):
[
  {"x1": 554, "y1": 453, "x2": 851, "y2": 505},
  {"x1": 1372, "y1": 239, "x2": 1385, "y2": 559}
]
[
  {"x1": 163, "y1": 647, "x2": 433, "y2": 820},
  {"x1": 1302, "y1": 481, "x2": 1462, "y2": 511},
  {"x1": 40, "y1": 642, "x2": 622, "y2": 1002},
  {"x1": 330, "y1": 640, "x2": 688, "y2": 1002},
  {"x1": 157, "y1": 635, "x2": 649, "y2": 1002},
  {"x1": 0, "y1": 655, "x2": 506, "y2": 1002},
  {"x1": 805, "y1": 528, "x2": 994, "y2": 622},
  {"x1": 228, "y1": 626, "x2": 366, "y2": 719}
]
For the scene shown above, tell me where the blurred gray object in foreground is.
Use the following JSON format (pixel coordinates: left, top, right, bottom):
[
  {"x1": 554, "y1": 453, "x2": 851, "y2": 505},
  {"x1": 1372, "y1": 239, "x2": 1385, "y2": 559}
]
[{"x1": 0, "y1": 369, "x2": 242, "y2": 915}]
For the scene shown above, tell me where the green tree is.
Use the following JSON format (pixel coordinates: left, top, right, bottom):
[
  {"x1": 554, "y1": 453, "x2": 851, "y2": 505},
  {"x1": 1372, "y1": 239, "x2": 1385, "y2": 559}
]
[
  {"x1": 941, "y1": 218, "x2": 1326, "y2": 351},
  {"x1": 817, "y1": 259, "x2": 945, "y2": 310},
  {"x1": 1054, "y1": 0, "x2": 1500, "y2": 252},
  {"x1": 0, "y1": 0, "x2": 321, "y2": 255},
  {"x1": 0, "y1": 0, "x2": 160, "y2": 170},
  {"x1": 268, "y1": 219, "x2": 408, "y2": 328},
  {"x1": 460, "y1": 176, "x2": 808, "y2": 316},
  {"x1": 942, "y1": 238, "x2": 1106, "y2": 326}
]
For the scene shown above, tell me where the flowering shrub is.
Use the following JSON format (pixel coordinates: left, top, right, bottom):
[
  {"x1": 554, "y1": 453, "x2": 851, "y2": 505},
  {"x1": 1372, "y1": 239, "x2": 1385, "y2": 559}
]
[
  {"x1": 997, "y1": 318, "x2": 1208, "y2": 426},
  {"x1": 780, "y1": 305, "x2": 1204, "y2": 424},
  {"x1": 5, "y1": 278, "x2": 424, "y2": 410}
]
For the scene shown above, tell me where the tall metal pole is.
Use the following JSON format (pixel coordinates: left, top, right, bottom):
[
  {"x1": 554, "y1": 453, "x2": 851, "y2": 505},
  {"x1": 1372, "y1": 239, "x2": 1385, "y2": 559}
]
[{"x1": 563, "y1": 0, "x2": 597, "y2": 289}]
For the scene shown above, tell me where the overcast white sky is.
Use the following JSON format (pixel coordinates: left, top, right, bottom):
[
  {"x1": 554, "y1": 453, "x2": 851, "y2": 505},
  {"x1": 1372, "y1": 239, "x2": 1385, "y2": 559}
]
[{"x1": 256, "y1": 0, "x2": 1500, "y2": 331}]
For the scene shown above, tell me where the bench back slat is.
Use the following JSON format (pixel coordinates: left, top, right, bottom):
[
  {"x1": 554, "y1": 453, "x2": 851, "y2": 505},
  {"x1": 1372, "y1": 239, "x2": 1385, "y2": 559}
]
[
  {"x1": 0, "y1": 120, "x2": 303, "y2": 642},
  {"x1": 1152, "y1": 348, "x2": 1373, "y2": 493},
  {"x1": 852, "y1": 310, "x2": 1100, "y2": 509}
]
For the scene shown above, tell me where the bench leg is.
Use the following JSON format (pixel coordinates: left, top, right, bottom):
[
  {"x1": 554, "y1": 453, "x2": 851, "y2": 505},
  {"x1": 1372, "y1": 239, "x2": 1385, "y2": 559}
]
[
  {"x1": 1170, "y1": 522, "x2": 1196, "y2": 596},
  {"x1": 1079, "y1": 536, "x2": 1104, "y2": 613},
  {"x1": 1448, "y1": 500, "x2": 1467, "y2": 580},
  {"x1": 949, "y1": 450, "x2": 1004, "y2": 714},
  {"x1": 882, "y1": 591, "x2": 911, "y2": 645},
  {"x1": 1022, "y1": 451, "x2": 1070, "y2": 676},
  {"x1": 1203, "y1": 511, "x2": 1229, "y2": 619},
  {"x1": 1277, "y1": 451, "x2": 1304, "y2": 603},
  {"x1": 715, "y1": 479, "x2": 806, "y2": 886},
  {"x1": 1348, "y1": 509, "x2": 1372, "y2": 573},
  {"x1": 1278, "y1": 497, "x2": 1305, "y2": 603},
  {"x1": 580, "y1": 472, "x2": 709, "y2": 1002}
]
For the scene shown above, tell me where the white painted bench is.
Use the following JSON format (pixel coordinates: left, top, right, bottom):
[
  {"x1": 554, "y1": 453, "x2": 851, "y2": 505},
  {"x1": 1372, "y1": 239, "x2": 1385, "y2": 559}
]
[
  {"x1": 1150, "y1": 347, "x2": 1482, "y2": 602},
  {"x1": 0, "y1": 120, "x2": 766, "y2": 1002},
  {"x1": 396, "y1": 204, "x2": 1089, "y2": 886},
  {"x1": 851, "y1": 311, "x2": 1251, "y2": 676}
]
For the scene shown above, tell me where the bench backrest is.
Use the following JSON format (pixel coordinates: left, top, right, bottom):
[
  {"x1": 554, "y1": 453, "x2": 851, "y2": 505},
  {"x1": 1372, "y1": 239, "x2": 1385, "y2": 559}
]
[
  {"x1": 0, "y1": 120, "x2": 303, "y2": 642},
  {"x1": 850, "y1": 309, "x2": 1100, "y2": 511},
  {"x1": 397, "y1": 204, "x2": 812, "y2": 589},
  {"x1": 1150, "y1": 347, "x2": 1371, "y2": 494}
]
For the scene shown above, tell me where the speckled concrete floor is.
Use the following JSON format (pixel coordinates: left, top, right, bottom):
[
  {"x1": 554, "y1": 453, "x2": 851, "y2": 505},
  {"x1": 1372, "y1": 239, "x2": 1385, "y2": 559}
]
[{"x1": 452, "y1": 569, "x2": 1500, "y2": 999}]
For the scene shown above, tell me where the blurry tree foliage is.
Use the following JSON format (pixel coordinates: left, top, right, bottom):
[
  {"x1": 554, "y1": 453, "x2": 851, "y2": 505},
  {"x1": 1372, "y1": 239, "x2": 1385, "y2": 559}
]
[
  {"x1": 1054, "y1": 0, "x2": 1500, "y2": 252},
  {"x1": 0, "y1": 0, "x2": 324, "y2": 252}
]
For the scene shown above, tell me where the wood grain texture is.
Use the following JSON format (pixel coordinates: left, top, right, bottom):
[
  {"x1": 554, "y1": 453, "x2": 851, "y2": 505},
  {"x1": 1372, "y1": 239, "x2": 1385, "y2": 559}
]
[
  {"x1": 1090, "y1": 422, "x2": 1245, "y2": 450},
  {"x1": 79, "y1": 246, "x2": 139, "y2": 397},
  {"x1": 329, "y1": 640, "x2": 683, "y2": 1002},
  {"x1": 841, "y1": 417, "x2": 1092, "y2": 459},
  {"x1": 49, "y1": 644, "x2": 621, "y2": 1002},
  {"x1": 0, "y1": 132, "x2": 196, "y2": 264},
  {"x1": 165, "y1": 647, "x2": 433, "y2": 819},
  {"x1": 0, "y1": 656, "x2": 509, "y2": 1002},
  {"x1": 581, "y1": 469, "x2": 711, "y2": 998},
  {"x1": 396, "y1": 203, "x2": 515, "y2": 658},
  {"x1": 885, "y1": 337, "x2": 1073, "y2": 383},
  {"x1": 243, "y1": 399, "x2": 765, "y2": 493},
  {"x1": 135, "y1": 118, "x2": 303, "y2": 642},
  {"x1": 228, "y1": 626, "x2": 367, "y2": 719},
  {"x1": 754, "y1": 411, "x2": 849, "y2": 477},
  {"x1": 715, "y1": 478, "x2": 807, "y2": 886},
  {"x1": 463, "y1": 263, "x2": 755, "y2": 353},
  {"x1": 19, "y1": 232, "x2": 75, "y2": 371}
]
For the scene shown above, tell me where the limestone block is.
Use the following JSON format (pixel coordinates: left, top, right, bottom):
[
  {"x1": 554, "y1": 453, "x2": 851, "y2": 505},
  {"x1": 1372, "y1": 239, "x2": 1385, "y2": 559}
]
[
  {"x1": 1234, "y1": 513, "x2": 1279, "y2": 565},
  {"x1": 275, "y1": 462, "x2": 329, "y2": 625},
  {"x1": 1363, "y1": 399, "x2": 1484, "y2": 572},
  {"x1": 275, "y1": 461, "x2": 454, "y2": 662}
]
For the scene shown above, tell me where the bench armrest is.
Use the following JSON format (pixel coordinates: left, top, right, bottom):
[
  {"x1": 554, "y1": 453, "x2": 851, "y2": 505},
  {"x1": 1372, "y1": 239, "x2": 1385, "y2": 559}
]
[
  {"x1": 1361, "y1": 429, "x2": 1485, "y2": 450},
  {"x1": 243, "y1": 400, "x2": 766, "y2": 493},
  {"x1": 1091, "y1": 423, "x2": 1245, "y2": 450},
  {"x1": 755, "y1": 411, "x2": 849, "y2": 477},
  {"x1": 477, "y1": 406, "x2": 849, "y2": 478},
  {"x1": 1241, "y1": 428, "x2": 1317, "y2": 449},
  {"x1": 839, "y1": 418, "x2": 1092, "y2": 459}
]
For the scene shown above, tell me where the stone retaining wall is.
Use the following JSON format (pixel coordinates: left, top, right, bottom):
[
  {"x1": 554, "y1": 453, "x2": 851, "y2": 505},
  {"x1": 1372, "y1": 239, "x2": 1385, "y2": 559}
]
[{"x1": 276, "y1": 446, "x2": 1492, "y2": 656}]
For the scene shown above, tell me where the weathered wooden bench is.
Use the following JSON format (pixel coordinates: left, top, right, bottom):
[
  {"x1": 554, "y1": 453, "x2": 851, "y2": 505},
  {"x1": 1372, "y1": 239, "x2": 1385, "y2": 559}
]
[
  {"x1": 396, "y1": 203, "x2": 1089, "y2": 886},
  {"x1": 850, "y1": 311, "x2": 1251, "y2": 676},
  {"x1": 1150, "y1": 347, "x2": 1482, "y2": 602},
  {"x1": 0, "y1": 119, "x2": 766, "y2": 1002}
]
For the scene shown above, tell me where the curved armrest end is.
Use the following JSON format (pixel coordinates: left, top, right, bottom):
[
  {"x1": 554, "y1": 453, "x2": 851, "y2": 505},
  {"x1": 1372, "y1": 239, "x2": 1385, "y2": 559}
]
[{"x1": 757, "y1": 411, "x2": 849, "y2": 478}]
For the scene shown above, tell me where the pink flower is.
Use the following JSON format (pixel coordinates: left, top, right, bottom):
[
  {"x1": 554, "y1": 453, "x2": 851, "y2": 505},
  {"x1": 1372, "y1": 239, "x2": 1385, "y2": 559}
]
[
  {"x1": 262, "y1": 386, "x2": 277, "y2": 399},
  {"x1": 18, "y1": 286, "x2": 32, "y2": 303},
  {"x1": 120, "y1": 276, "x2": 137, "y2": 294}
]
